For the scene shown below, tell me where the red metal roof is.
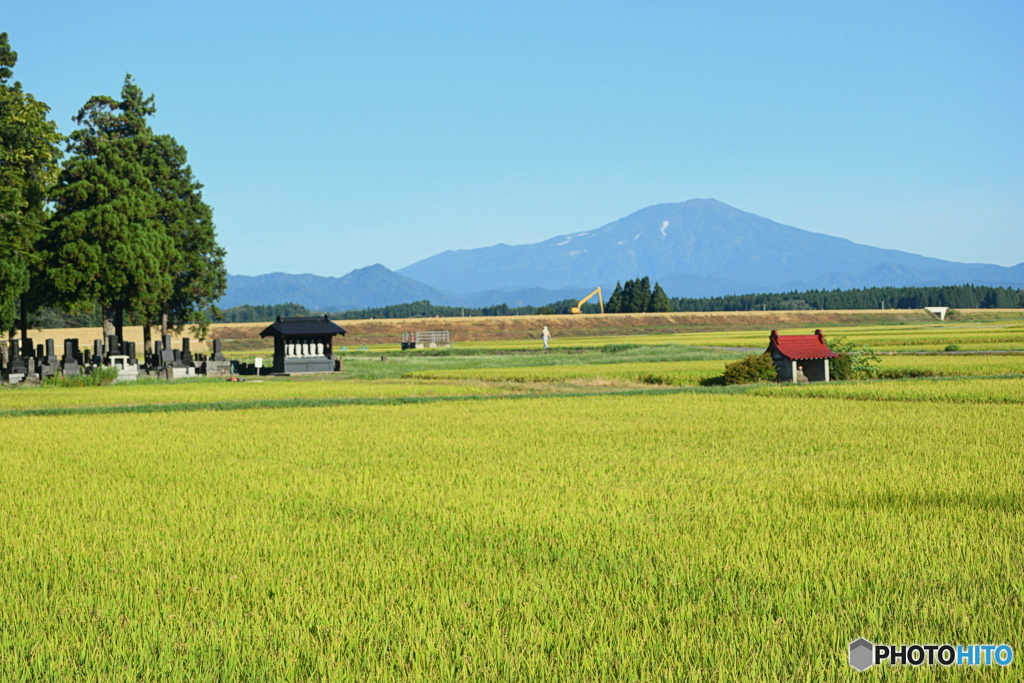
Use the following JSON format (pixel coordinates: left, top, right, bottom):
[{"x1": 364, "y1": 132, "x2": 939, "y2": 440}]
[{"x1": 767, "y1": 329, "x2": 838, "y2": 360}]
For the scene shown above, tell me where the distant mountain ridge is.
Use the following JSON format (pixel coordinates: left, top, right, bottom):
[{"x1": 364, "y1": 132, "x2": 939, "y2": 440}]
[
  {"x1": 220, "y1": 266, "x2": 584, "y2": 311},
  {"x1": 220, "y1": 199, "x2": 1024, "y2": 310},
  {"x1": 220, "y1": 265, "x2": 450, "y2": 311},
  {"x1": 398, "y1": 199, "x2": 1024, "y2": 294}
]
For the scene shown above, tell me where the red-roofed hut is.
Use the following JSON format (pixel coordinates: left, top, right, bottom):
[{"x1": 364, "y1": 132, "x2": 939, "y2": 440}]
[{"x1": 767, "y1": 329, "x2": 837, "y2": 383}]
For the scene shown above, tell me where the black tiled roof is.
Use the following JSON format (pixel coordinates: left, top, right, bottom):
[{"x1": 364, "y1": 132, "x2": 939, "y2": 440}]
[{"x1": 259, "y1": 316, "x2": 347, "y2": 338}]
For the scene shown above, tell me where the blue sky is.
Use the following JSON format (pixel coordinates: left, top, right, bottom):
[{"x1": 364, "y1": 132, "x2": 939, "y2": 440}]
[{"x1": 6, "y1": 1, "x2": 1023, "y2": 275}]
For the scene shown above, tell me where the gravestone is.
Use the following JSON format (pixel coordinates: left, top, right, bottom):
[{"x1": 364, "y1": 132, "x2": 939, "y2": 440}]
[
  {"x1": 62, "y1": 339, "x2": 80, "y2": 377},
  {"x1": 181, "y1": 338, "x2": 193, "y2": 366},
  {"x1": 160, "y1": 334, "x2": 176, "y2": 367},
  {"x1": 125, "y1": 341, "x2": 147, "y2": 377},
  {"x1": 39, "y1": 339, "x2": 59, "y2": 379},
  {"x1": 15, "y1": 339, "x2": 34, "y2": 376},
  {"x1": 151, "y1": 340, "x2": 163, "y2": 370},
  {"x1": 7, "y1": 341, "x2": 27, "y2": 383},
  {"x1": 203, "y1": 338, "x2": 231, "y2": 376},
  {"x1": 63, "y1": 338, "x2": 81, "y2": 361},
  {"x1": 19, "y1": 338, "x2": 36, "y2": 376},
  {"x1": 108, "y1": 355, "x2": 138, "y2": 381}
]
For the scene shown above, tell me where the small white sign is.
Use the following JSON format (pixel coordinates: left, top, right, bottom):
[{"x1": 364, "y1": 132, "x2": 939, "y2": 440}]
[{"x1": 254, "y1": 357, "x2": 263, "y2": 368}]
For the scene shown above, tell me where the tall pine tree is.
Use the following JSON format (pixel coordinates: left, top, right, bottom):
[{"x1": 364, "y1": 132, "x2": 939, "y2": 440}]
[
  {"x1": 46, "y1": 75, "x2": 174, "y2": 342},
  {"x1": 0, "y1": 33, "x2": 62, "y2": 335},
  {"x1": 633, "y1": 276, "x2": 652, "y2": 313},
  {"x1": 145, "y1": 128, "x2": 226, "y2": 343},
  {"x1": 46, "y1": 75, "x2": 225, "y2": 346},
  {"x1": 605, "y1": 281, "x2": 624, "y2": 313},
  {"x1": 619, "y1": 279, "x2": 638, "y2": 312},
  {"x1": 649, "y1": 281, "x2": 671, "y2": 312}
]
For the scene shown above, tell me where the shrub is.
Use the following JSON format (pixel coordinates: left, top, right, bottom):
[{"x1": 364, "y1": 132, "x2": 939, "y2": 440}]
[
  {"x1": 722, "y1": 353, "x2": 777, "y2": 385},
  {"x1": 827, "y1": 336, "x2": 881, "y2": 379},
  {"x1": 43, "y1": 366, "x2": 120, "y2": 388},
  {"x1": 944, "y1": 344, "x2": 961, "y2": 352},
  {"x1": 830, "y1": 352, "x2": 854, "y2": 381}
]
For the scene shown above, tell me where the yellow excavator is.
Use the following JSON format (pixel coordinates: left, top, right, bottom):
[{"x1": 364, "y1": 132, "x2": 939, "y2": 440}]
[{"x1": 571, "y1": 287, "x2": 604, "y2": 314}]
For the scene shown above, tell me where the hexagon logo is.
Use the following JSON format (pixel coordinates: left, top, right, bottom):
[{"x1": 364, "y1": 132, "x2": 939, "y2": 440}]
[{"x1": 849, "y1": 638, "x2": 874, "y2": 671}]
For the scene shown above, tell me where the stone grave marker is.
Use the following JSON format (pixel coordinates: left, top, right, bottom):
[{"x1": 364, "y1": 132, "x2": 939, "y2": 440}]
[
  {"x1": 39, "y1": 339, "x2": 59, "y2": 379},
  {"x1": 62, "y1": 339, "x2": 80, "y2": 376},
  {"x1": 203, "y1": 338, "x2": 231, "y2": 376}
]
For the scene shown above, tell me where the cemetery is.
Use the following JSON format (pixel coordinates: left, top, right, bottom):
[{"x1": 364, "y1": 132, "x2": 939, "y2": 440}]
[{"x1": 0, "y1": 315, "x2": 344, "y2": 385}]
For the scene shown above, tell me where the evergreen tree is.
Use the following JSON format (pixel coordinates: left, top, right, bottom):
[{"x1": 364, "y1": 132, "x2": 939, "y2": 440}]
[
  {"x1": 619, "y1": 278, "x2": 638, "y2": 312},
  {"x1": 616, "y1": 276, "x2": 652, "y2": 313},
  {"x1": 635, "y1": 276, "x2": 652, "y2": 313},
  {"x1": 145, "y1": 130, "x2": 226, "y2": 342},
  {"x1": 46, "y1": 75, "x2": 175, "y2": 341},
  {"x1": 605, "y1": 281, "x2": 624, "y2": 313},
  {"x1": 46, "y1": 75, "x2": 226, "y2": 346},
  {"x1": 0, "y1": 33, "x2": 63, "y2": 334},
  {"x1": 648, "y1": 281, "x2": 671, "y2": 312}
]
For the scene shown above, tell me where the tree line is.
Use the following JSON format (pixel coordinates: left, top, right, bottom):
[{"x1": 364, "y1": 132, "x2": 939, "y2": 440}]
[
  {"x1": 668, "y1": 283, "x2": 1024, "y2": 312},
  {"x1": 0, "y1": 33, "x2": 225, "y2": 349},
  {"x1": 606, "y1": 277, "x2": 672, "y2": 313},
  {"x1": 334, "y1": 301, "x2": 538, "y2": 320},
  {"x1": 333, "y1": 282, "x2": 1021, "y2": 319}
]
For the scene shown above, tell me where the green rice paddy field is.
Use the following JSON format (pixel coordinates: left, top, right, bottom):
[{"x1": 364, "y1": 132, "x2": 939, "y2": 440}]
[{"x1": 2, "y1": 319, "x2": 1022, "y2": 680}]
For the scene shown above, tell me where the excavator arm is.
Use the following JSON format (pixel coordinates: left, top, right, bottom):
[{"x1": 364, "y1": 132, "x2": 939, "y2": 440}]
[{"x1": 570, "y1": 287, "x2": 604, "y2": 314}]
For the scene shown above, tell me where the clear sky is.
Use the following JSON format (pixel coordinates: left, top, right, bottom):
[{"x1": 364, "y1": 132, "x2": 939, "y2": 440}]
[{"x1": 6, "y1": 1, "x2": 1023, "y2": 275}]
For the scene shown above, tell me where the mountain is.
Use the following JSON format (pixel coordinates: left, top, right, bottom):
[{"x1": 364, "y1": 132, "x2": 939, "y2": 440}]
[
  {"x1": 220, "y1": 199, "x2": 1024, "y2": 310},
  {"x1": 220, "y1": 265, "x2": 586, "y2": 311},
  {"x1": 398, "y1": 199, "x2": 1024, "y2": 296},
  {"x1": 220, "y1": 264, "x2": 453, "y2": 310}
]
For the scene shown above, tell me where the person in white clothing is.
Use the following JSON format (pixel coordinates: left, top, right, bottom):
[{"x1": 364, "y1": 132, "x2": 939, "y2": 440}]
[{"x1": 542, "y1": 325, "x2": 551, "y2": 350}]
